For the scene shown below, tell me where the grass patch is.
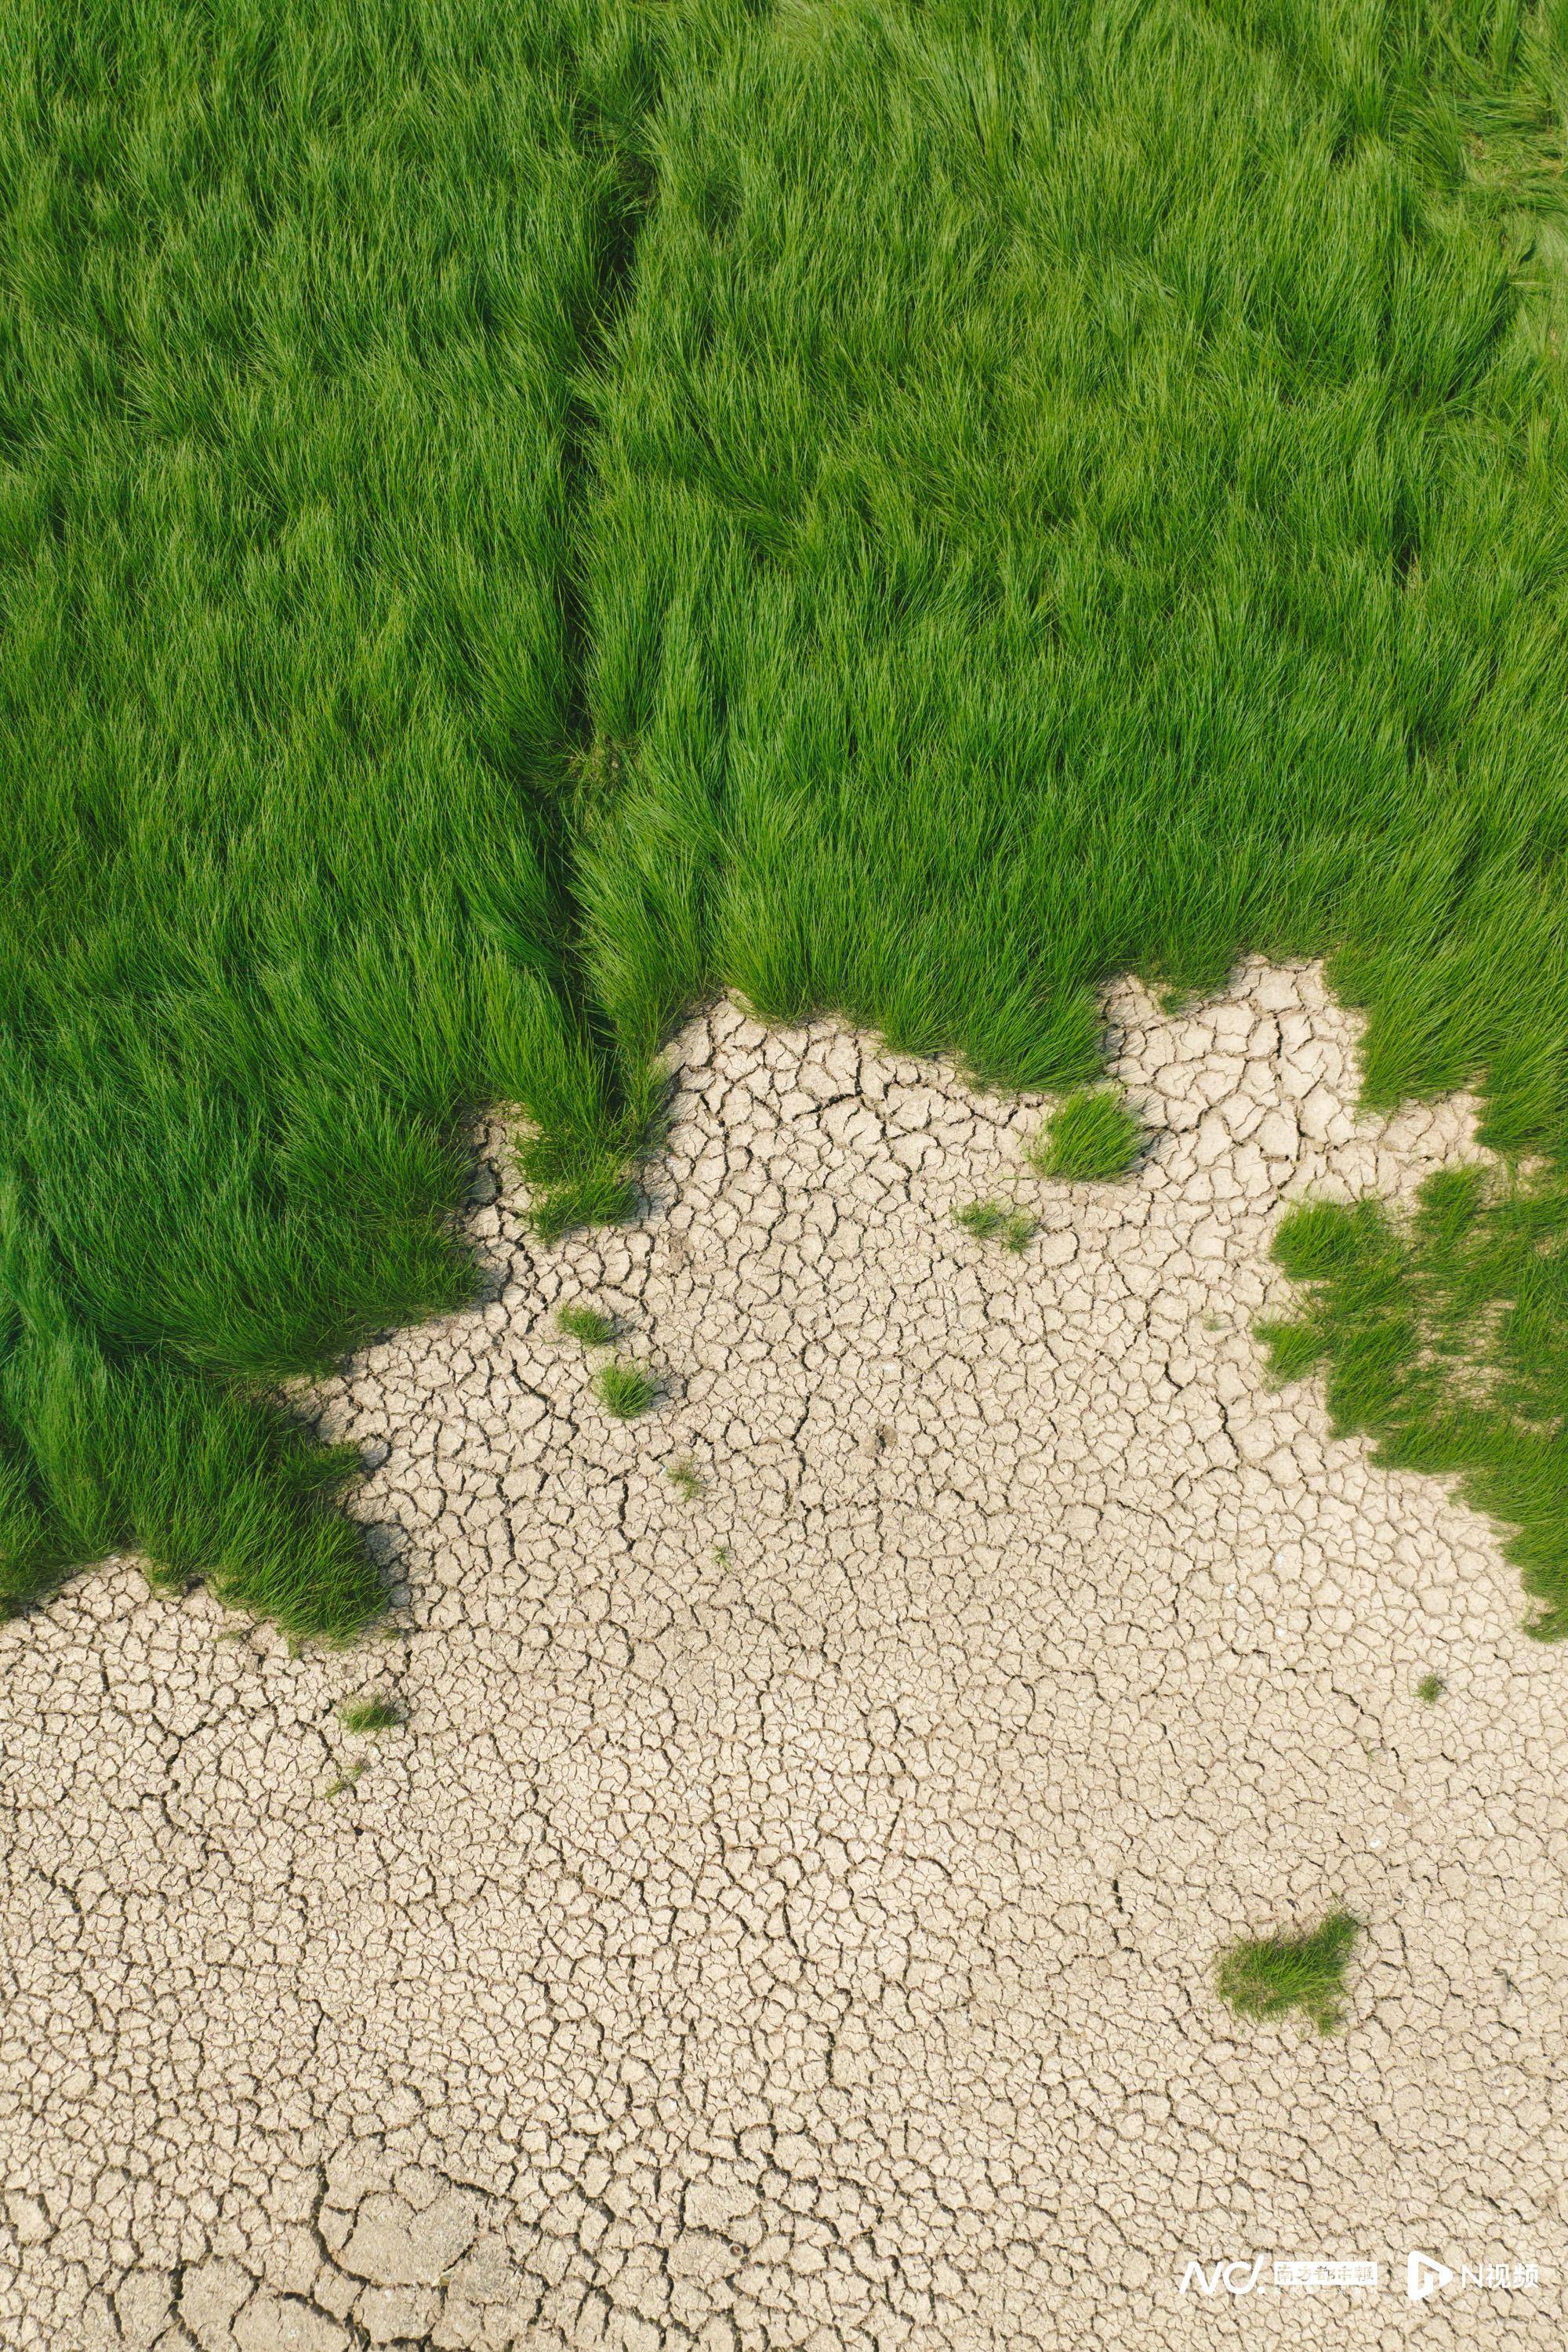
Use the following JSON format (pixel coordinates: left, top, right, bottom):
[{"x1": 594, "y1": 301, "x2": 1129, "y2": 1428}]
[
  {"x1": 0, "y1": 0, "x2": 678, "y2": 1637},
  {"x1": 593, "y1": 1360, "x2": 657, "y2": 1418},
  {"x1": 339, "y1": 1696, "x2": 401, "y2": 1734},
  {"x1": 1215, "y1": 1911, "x2": 1360, "y2": 2034},
  {"x1": 8, "y1": 0, "x2": 1568, "y2": 1639},
  {"x1": 1029, "y1": 1091, "x2": 1145, "y2": 1185},
  {"x1": 579, "y1": 0, "x2": 1568, "y2": 1126},
  {"x1": 955, "y1": 1200, "x2": 1036, "y2": 1253},
  {"x1": 532, "y1": 1167, "x2": 641, "y2": 1246},
  {"x1": 324, "y1": 1759, "x2": 370, "y2": 1800},
  {"x1": 1416, "y1": 1671, "x2": 1446, "y2": 1703},
  {"x1": 666, "y1": 1454, "x2": 702, "y2": 1498},
  {"x1": 557, "y1": 1305, "x2": 618, "y2": 1348},
  {"x1": 1261, "y1": 1167, "x2": 1568, "y2": 1637}
]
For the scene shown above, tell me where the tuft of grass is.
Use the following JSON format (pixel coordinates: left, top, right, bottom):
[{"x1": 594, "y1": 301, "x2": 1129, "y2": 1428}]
[
  {"x1": 1255, "y1": 1318, "x2": 1327, "y2": 1383},
  {"x1": 556, "y1": 1305, "x2": 618, "y2": 1348},
  {"x1": 1416, "y1": 1671, "x2": 1446, "y2": 1704},
  {"x1": 1215, "y1": 1911, "x2": 1360, "y2": 2034},
  {"x1": 666, "y1": 1454, "x2": 702, "y2": 1498},
  {"x1": 1261, "y1": 1168, "x2": 1568, "y2": 1638},
  {"x1": 338, "y1": 1695, "x2": 401, "y2": 1734},
  {"x1": 530, "y1": 1166, "x2": 641, "y2": 1246},
  {"x1": 593, "y1": 1360, "x2": 657, "y2": 1419},
  {"x1": 955, "y1": 1200, "x2": 1036, "y2": 1253},
  {"x1": 1029, "y1": 1091, "x2": 1145, "y2": 1184},
  {"x1": 324, "y1": 1759, "x2": 370, "y2": 1800}
]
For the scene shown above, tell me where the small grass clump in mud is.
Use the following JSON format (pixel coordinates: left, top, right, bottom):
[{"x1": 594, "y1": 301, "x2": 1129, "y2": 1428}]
[
  {"x1": 666, "y1": 1455, "x2": 702, "y2": 1498},
  {"x1": 339, "y1": 1696, "x2": 401, "y2": 1733},
  {"x1": 532, "y1": 1167, "x2": 640, "y2": 1246},
  {"x1": 324, "y1": 1759, "x2": 370, "y2": 1800},
  {"x1": 1215, "y1": 1911, "x2": 1360, "y2": 2034},
  {"x1": 557, "y1": 1305, "x2": 617, "y2": 1348},
  {"x1": 955, "y1": 1201, "x2": 1036, "y2": 1253},
  {"x1": 1029, "y1": 1091, "x2": 1144, "y2": 1184},
  {"x1": 593, "y1": 1361, "x2": 657, "y2": 1419},
  {"x1": 1416, "y1": 1671, "x2": 1446, "y2": 1704}
]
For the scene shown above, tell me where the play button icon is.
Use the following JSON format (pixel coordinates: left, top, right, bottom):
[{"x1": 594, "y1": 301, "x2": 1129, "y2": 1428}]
[{"x1": 1406, "y1": 2252, "x2": 1456, "y2": 2301}]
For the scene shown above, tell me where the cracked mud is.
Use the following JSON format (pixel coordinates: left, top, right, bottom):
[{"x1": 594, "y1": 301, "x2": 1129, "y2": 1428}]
[{"x1": 3, "y1": 962, "x2": 1566, "y2": 2350}]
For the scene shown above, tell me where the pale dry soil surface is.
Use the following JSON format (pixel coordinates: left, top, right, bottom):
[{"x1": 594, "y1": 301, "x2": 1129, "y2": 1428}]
[{"x1": 3, "y1": 963, "x2": 1567, "y2": 2352}]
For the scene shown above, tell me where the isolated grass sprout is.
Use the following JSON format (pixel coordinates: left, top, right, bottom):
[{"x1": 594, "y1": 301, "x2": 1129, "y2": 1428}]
[
  {"x1": 955, "y1": 1200, "x2": 1036, "y2": 1253},
  {"x1": 1416, "y1": 1672, "x2": 1446, "y2": 1704},
  {"x1": 666, "y1": 1455, "x2": 702, "y2": 1498},
  {"x1": 324, "y1": 1760, "x2": 369, "y2": 1800},
  {"x1": 557, "y1": 1305, "x2": 617, "y2": 1348},
  {"x1": 593, "y1": 1361, "x2": 657, "y2": 1418},
  {"x1": 1215, "y1": 1911, "x2": 1360, "y2": 2034},
  {"x1": 1030, "y1": 1091, "x2": 1144, "y2": 1183},
  {"x1": 339, "y1": 1696, "x2": 401, "y2": 1734}
]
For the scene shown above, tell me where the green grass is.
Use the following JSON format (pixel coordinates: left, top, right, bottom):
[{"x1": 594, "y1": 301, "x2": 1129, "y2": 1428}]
[
  {"x1": 0, "y1": 0, "x2": 686, "y2": 1638},
  {"x1": 1261, "y1": 1167, "x2": 1568, "y2": 1637},
  {"x1": 666, "y1": 1454, "x2": 702, "y2": 1498},
  {"x1": 592, "y1": 1359, "x2": 657, "y2": 1418},
  {"x1": 578, "y1": 0, "x2": 1568, "y2": 1115},
  {"x1": 532, "y1": 1167, "x2": 641, "y2": 1246},
  {"x1": 556, "y1": 1305, "x2": 618, "y2": 1348},
  {"x1": 1029, "y1": 1091, "x2": 1145, "y2": 1184},
  {"x1": 6, "y1": 0, "x2": 1568, "y2": 1641},
  {"x1": 1417, "y1": 1671, "x2": 1446, "y2": 1701},
  {"x1": 1215, "y1": 1911, "x2": 1360, "y2": 2033},
  {"x1": 338, "y1": 1695, "x2": 401, "y2": 1734},
  {"x1": 955, "y1": 1200, "x2": 1036, "y2": 1253}
]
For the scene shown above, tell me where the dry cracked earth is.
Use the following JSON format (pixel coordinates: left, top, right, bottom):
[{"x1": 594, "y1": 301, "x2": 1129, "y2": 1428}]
[{"x1": 4, "y1": 960, "x2": 1567, "y2": 2352}]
